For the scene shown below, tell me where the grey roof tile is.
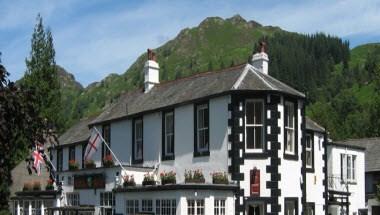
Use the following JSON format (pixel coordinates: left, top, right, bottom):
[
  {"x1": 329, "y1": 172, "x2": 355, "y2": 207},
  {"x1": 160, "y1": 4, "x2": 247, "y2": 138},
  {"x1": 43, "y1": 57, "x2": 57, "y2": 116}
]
[
  {"x1": 58, "y1": 116, "x2": 97, "y2": 146},
  {"x1": 306, "y1": 117, "x2": 325, "y2": 133}
]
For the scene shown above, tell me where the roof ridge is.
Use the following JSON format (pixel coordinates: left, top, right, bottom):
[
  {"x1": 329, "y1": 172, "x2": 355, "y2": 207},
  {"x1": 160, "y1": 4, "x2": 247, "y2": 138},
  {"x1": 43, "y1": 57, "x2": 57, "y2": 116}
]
[{"x1": 250, "y1": 66, "x2": 277, "y2": 90}]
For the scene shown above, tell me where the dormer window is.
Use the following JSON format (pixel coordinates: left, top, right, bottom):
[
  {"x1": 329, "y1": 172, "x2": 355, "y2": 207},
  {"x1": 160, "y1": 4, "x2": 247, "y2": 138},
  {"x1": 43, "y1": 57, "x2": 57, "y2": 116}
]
[
  {"x1": 194, "y1": 103, "x2": 209, "y2": 156},
  {"x1": 133, "y1": 118, "x2": 143, "y2": 163},
  {"x1": 245, "y1": 99, "x2": 264, "y2": 152}
]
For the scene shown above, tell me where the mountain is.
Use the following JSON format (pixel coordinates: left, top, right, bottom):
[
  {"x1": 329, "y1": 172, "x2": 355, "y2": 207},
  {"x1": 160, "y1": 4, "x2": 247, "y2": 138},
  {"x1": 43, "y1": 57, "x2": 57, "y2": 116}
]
[{"x1": 56, "y1": 15, "x2": 379, "y2": 140}]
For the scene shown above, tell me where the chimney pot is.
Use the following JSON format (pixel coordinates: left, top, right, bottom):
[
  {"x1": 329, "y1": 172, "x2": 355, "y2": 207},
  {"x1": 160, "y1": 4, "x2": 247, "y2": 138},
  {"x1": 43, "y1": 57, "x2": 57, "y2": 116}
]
[
  {"x1": 144, "y1": 49, "x2": 159, "y2": 93},
  {"x1": 251, "y1": 41, "x2": 269, "y2": 75}
]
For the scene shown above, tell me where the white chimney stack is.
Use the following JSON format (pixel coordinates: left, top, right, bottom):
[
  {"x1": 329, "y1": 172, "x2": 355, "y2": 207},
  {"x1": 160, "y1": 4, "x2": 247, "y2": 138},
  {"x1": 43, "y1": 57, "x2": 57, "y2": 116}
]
[
  {"x1": 251, "y1": 41, "x2": 269, "y2": 75},
  {"x1": 144, "y1": 49, "x2": 159, "y2": 93}
]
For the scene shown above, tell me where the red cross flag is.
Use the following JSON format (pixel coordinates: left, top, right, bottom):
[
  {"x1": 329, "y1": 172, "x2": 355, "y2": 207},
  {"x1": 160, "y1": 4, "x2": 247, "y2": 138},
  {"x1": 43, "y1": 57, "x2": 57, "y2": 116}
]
[
  {"x1": 84, "y1": 129, "x2": 103, "y2": 160},
  {"x1": 33, "y1": 150, "x2": 44, "y2": 176}
]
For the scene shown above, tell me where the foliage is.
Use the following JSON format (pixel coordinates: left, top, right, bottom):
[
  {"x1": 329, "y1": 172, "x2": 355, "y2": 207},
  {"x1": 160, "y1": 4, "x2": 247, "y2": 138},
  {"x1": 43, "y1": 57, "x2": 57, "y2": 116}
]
[
  {"x1": 68, "y1": 160, "x2": 79, "y2": 170},
  {"x1": 21, "y1": 14, "x2": 61, "y2": 132},
  {"x1": 0, "y1": 58, "x2": 52, "y2": 210},
  {"x1": 84, "y1": 159, "x2": 96, "y2": 169},
  {"x1": 142, "y1": 173, "x2": 156, "y2": 186},
  {"x1": 185, "y1": 169, "x2": 205, "y2": 183},
  {"x1": 123, "y1": 174, "x2": 136, "y2": 187},
  {"x1": 211, "y1": 172, "x2": 229, "y2": 184},
  {"x1": 102, "y1": 155, "x2": 114, "y2": 167},
  {"x1": 160, "y1": 171, "x2": 176, "y2": 185},
  {"x1": 45, "y1": 179, "x2": 54, "y2": 190}
]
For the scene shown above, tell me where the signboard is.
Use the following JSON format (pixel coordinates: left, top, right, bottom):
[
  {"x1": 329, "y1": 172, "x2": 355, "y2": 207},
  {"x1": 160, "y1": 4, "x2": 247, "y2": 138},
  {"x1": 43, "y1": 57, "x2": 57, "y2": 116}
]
[
  {"x1": 74, "y1": 174, "x2": 105, "y2": 189},
  {"x1": 250, "y1": 168, "x2": 260, "y2": 196}
]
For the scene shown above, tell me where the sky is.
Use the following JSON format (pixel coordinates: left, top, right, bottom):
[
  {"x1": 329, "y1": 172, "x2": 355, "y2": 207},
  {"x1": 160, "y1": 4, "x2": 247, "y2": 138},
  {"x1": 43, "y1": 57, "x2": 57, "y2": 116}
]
[{"x1": 1, "y1": 0, "x2": 379, "y2": 86}]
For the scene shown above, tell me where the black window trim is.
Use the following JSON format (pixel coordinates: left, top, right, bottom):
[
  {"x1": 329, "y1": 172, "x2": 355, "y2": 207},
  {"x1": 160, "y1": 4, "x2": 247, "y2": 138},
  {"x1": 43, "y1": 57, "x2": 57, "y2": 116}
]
[
  {"x1": 132, "y1": 117, "x2": 143, "y2": 164},
  {"x1": 283, "y1": 98, "x2": 299, "y2": 160},
  {"x1": 68, "y1": 145, "x2": 76, "y2": 162},
  {"x1": 194, "y1": 101, "x2": 210, "y2": 157},
  {"x1": 162, "y1": 109, "x2": 175, "y2": 161},
  {"x1": 305, "y1": 131, "x2": 315, "y2": 173},
  {"x1": 57, "y1": 148, "x2": 63, "y2": 172}
]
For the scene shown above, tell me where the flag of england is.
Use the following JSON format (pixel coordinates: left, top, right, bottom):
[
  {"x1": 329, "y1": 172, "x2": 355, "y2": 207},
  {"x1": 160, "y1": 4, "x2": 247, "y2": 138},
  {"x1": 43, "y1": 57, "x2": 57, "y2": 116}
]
[{"x1": 84, "y1": 129, "x2": 103, "y2": 160}]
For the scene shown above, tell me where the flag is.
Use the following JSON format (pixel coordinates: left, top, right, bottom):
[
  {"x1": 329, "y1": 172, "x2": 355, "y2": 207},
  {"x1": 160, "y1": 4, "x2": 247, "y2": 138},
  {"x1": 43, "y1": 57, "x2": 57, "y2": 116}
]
[
  {"x1": 84, "y1": 129, "x2": 103, "y2": 160},
  {"x1": 32, "y1": 150, "x2": 44, "y2": 176}
]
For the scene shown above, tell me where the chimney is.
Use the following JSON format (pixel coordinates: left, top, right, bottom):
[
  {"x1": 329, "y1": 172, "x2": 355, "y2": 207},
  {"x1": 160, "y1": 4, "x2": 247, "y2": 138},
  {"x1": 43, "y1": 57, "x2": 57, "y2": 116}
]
[
  {"x1": 144, "y1": 49, "x2": 159, "y2": 93},
  {"x1": 251, "y1": 41, "x2": 269, "y2": 75}
]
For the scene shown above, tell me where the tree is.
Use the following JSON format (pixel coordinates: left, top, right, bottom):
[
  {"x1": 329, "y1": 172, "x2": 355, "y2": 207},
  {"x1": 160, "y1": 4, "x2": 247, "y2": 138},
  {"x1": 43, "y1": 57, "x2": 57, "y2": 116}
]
[
  {"x1": 0, "y1": 55, "x2": 54, "y2": 213},
  {"x1": 22, "y1": 14, "x2": 61, "y2": 132}
]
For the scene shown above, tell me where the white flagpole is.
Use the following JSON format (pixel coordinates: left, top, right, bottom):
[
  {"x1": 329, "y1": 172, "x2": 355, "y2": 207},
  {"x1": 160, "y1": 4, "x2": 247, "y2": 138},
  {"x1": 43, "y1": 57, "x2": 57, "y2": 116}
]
[{"x1": 93, "y1": 127, "x2": 128, "y2": 173}]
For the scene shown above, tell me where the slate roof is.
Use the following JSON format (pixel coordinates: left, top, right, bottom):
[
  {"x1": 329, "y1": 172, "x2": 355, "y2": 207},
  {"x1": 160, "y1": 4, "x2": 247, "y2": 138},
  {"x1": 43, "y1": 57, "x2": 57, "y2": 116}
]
[
  {"x1": 305, "y1": 117, "x2": 325, "y2": 133},
  {"x1": 90, "y1": 63, "x2": 305, "y2": 126},
  {"x1": 58, "y1": 115, "x2": 97, "y2": 146},
  {"x1": 334, "y1": 138, "x2": 380, "y2": 172}
]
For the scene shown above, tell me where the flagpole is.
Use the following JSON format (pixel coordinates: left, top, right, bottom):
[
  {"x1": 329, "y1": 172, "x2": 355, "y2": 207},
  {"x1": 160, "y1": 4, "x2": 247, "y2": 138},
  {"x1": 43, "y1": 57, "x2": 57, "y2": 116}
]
[{"x1": 93, "y1": 127, "x2": 128, "y2": 173}]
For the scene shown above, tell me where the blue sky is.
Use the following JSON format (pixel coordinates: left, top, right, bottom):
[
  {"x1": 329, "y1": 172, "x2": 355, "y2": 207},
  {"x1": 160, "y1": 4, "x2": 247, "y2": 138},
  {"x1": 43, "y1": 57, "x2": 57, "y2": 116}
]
[{"x1": 1, "y1": 0, "x2": 379, "y2": 86}]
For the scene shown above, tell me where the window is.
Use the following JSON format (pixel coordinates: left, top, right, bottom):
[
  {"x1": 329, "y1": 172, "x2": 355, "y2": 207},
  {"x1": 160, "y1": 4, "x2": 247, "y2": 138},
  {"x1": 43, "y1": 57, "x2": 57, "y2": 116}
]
[
  {"x1": 187, "y1": 199, "x2": 204, "y2": 215},
  {"x1": 214, "y1": 199, "x2": 225, "y2": 215},
  {"x1": 57, "y1": 149, "x2": 63, "y2": 171},
  {"x1": 341, "y1": 154, "x2": 357, "y2": 182},
  {"x1": 284, "y1": 198, "x2": 298, "y2": 215},
  {"x1": 100, "y1": 192, "x2": 114, "y2": 215},
  {"x1": 162, "y1": 111, "x2": 175, "y2": 159},
  {"x1": 141, "y1": 199, "x2": 152, "y2": 212},
  {"x1": 66, "y1": 193, "x2": 80, "y2": 206},
  {"x1": 305, "y1": 203, "x2": 315, "y2": 215},
  {"x1": 247, "y1": 203, "x2": 265, "y2": 215},
  {"x1": 156, "y1": 199, "x2": 176, "y2": 215},
  {"x1": 125, "y1": 200, "x2": 139, "y2": 215},
  {"x1": 306, "y1": 134, "x2": 314, "y2": 169},
  {"x1": 82, "y1": 143, "x2": 86, "y2": 168},
  {"x1": 245, "y1": 99, "x2": 264, "y2": 151},
  {"x1": 102, "y1": 124, "x2": 111, "y2": 162},
  {"x1": 69, "y1": 146, "x2": 75, "y2": 161},
  {"x1": 284, "y1": 100, "x2": 298, "y2": 159},
  {"x1": 133, "y1": 118, "x2": 143, "y2": 163},
  {"x1": 194, "y1": 103, "x2": 209, "y2": 156}
]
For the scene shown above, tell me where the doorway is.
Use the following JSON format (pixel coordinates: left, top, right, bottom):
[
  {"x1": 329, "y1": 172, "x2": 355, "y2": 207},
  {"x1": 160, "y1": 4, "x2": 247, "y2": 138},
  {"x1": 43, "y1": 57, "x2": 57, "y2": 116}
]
[{"x1": 247, "y1": 202, "x2": 265, "y2": 215}]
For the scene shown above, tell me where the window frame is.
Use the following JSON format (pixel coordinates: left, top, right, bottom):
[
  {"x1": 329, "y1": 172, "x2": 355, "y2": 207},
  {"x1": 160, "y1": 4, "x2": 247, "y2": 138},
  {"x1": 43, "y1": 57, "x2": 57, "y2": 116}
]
[
  {"x1": 284, "y1": 99, "x2": 298, "y2": 160},
  {"x1": 155, "y1": 199, "x2": 176, "y2": 215},
  {"x1": 125, "y1": 199, "x2": 139, "y2": 215},
  {"x1": 305, "y1": 202, "x2": 315, "y2": 215},
  {"x1": 305, "y1": 132, "x2": 314, "y2": 172},
  {"x1": 132, "y1": 117, "x2": 143, "y2": 164},
  {"x1": 194, "y1": 102, "x2": 210, "y2": 157},
  {"x1": 101, "y1": 124, "x2": 111, "y2": 166},
  {"x1": 66, "y1": 192, "x2": 80, "y2": 206},
  {"x1": 245, "y1": 99, "x2": 265, "y2": 153},
  {"x1": 284, "y1": 197, "x2": 298, "y2": 215},
  {"x1": 341, "y1": 153, "x2": 357, "y2": 183},
  {"x1": 214, "y1": 199, "x2": 226, "y2": 215},
  {"x1": 57, "y1": 148, "x2": 63, "y2": 171},
  {"x1": 68, "y1": 146, "x2": 76, "y2": 162},
  {"x1": 141, "y1": 199, "x2": 153, "y2": 212},
  {"x1": 187, "y1": 199, "x2": 205, "y2": 215},
  {"x1": 162, "y1": 110, "x2": 175, "y2": 161}
]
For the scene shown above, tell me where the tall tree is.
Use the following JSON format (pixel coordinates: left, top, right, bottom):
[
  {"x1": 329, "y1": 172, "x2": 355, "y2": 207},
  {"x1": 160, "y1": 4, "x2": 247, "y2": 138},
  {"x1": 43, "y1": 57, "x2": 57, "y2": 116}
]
[
  {"x1": 22, "y1": 14, "x2": 61, "y2": 132},
  {"x1": 0, "y1": 55, "x2": 54, "y2": 213}
]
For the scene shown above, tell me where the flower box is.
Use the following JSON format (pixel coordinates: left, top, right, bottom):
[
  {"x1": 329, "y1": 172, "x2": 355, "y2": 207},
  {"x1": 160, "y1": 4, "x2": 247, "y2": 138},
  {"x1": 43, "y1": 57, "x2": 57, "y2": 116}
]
[
  {"x1": 33, "y1": 181, "x2": 41, "y2": 191},
  {"x1": 84, "y1": 159, "x2": 96, "y2": 169},
  {"x1": 123, "y1": 175, "x2": 136, "y2": 187},
  {"x1": 185, "y1": 169, "x2": 205, "y2": 184},
  {"x1": 45, "y1": 179, "x2": 54, "y2": 190},
  {"x1": 211, "y1": 172, "x2": 229, "y2": 184},
  {"x1": 23, "y1": 182, "x2": 33, "y2": 191},
  {"x1": 102, "y1": 155, "x2": 114, "y2": 167},
  {"x1": 69, "y1": 160, "x2": 79, "y2": 170},
  {"x1": 142, "y1": 173, "x2": 156, "y2": 186},
  {"x1": 160, "y1": 171, "x2": 176, "y2": 185}
]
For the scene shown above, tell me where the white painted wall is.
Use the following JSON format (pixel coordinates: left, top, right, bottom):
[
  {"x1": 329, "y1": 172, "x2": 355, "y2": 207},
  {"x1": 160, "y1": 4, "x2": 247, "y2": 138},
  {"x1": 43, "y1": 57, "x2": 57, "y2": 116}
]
[
  {"x1": 306, "y1": 132, "x2": 325, "y2": 215},
  {"x1": 278, "y1": 98, "x2": 303, "y2": 215},
  {"x1": 327, "y1": 145, "x2": 365, "y2": 215},
  {"x1": 114, "y1": 189, "x2": 235, "y2": 215}
]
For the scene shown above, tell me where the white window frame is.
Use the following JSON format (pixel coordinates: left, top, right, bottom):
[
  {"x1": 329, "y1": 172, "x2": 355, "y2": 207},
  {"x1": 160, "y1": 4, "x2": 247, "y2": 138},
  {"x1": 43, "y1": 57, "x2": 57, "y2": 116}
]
[
  {"x1": 66, "y1": 193, "x2": 80, "y2": 206},
  {"x1": 341, "y1": 154, "x2": 356, "y2": 183},
  {"x1": 245, "y1": 99, "x2": 265, "y2": 152},
  {"x1": 306, "y1": 134, "x2": 313, "y2": 168},
  {"x1": 141, "y1": 199, "x2": 153, "y2": 212},
  {"x1": 156, "y1": 199, "x2": 176, "y2": 215},
  {"x1": 285, "y1": 101, "x2": 295, "y2": 155},
  {"x1": 214, "y1": 199, "x2": 226, "y2": 215},
  {"x1": 284, "y1": 199, "x2": 296, "y2": 215},
  {"x1": 164, "y1": 112, "x2": 174, "y2": 156},
  {"x1": 196, "y1": 104, "x2": 209, "y2": 153},
  {"x1": 134, "y1": 119, "x2": 143, "y2": 160},
  {"x1": 187, "y1": 199, "x2": 205, "y2": 215},
  {"x1": 125, "y1": 200, "x2": 139, "y2": 215},
  {"x1": 100, "y1": 192, "x2": 114, "y2": 215}
]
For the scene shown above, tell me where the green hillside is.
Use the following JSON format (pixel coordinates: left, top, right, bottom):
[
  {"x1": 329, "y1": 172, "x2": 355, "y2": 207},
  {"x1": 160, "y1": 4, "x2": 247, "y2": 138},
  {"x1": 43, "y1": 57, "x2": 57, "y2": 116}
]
[{"x1": 56, "y1": 15, "x2": 379, "y2": 140}]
